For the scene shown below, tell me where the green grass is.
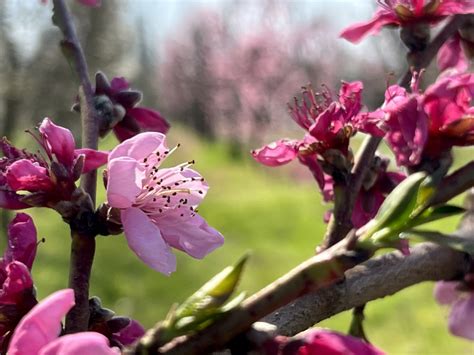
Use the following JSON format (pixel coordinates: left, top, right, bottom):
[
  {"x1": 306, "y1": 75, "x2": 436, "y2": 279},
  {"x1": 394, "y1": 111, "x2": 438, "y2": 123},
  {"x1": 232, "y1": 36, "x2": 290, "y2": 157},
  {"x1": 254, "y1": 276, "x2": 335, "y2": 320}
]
[{"x1": 3, "y1": 128, "x2": 474, "y2": 354}]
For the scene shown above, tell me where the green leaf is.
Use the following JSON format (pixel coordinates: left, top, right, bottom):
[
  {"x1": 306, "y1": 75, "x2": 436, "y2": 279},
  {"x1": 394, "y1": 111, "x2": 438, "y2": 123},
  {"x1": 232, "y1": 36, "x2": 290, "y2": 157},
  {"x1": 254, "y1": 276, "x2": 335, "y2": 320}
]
[
  {"x1": 174, "y1": 253, "x2": 249, "y2": 320},
  {"x1": 402, "y1": 230, "x2": 474, "y2": 254},
  {"x1": 408, "y1": 205, "x2": 465, "y2": 228},
  {"x1": 359, "y1": 172, "x2": 427, "y2": 239}
]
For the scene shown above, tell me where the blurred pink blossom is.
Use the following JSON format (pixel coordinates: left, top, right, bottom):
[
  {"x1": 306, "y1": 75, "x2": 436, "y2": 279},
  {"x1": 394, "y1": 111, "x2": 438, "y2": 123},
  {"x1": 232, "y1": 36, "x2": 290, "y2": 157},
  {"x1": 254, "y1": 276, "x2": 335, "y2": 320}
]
[
  {"x1": 434, "y1": 280, "x2": 474, "y2": 340},
  {"x1": 8, "y1": 289, "x2": 118, "y2": 355}
]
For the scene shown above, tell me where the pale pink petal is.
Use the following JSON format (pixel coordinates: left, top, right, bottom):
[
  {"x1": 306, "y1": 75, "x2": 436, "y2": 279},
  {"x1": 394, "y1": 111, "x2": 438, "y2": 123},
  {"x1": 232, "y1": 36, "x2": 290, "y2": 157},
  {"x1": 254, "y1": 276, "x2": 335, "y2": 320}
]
[
  {"x1": 159, "y1": 213, "x2": 224, "y2": 259},
  {"x1": 5, "y1": 213, "x2": 37, "y2": 269},
  {"x1": 39, "y1": 332, "x2": 119, "y2": 355},
  {"x1": 434, "y1": 281, "x2": 460, "y2": 305},
  {"x1": 75, "y1": 149, "x2": 109, "y2": 174},
  {"x1": 8, "y1": 289, "x2": 74, "y2": 355},
  {"x1": 448, "y1": 294, "x2": 474, "y2": 340},
  {"x1": 153, "y1": 168, "x2": 208, "y2": 207},
  {"x1": 121, "y1": 207, "x2": 176, "y2": 275},
  {"x1": 114, "y1": 319, "x2": 145, "y2": 346},
  {"x1": 340, "y1": 9, "x2": 399, "y2": 43},
  {"x1": 251, "y1": 139, "x2": 298, "y2": 167},
  {"x1": 108, "y1": 132, "x2": 168, "y2": 164},
  {"x1": 6, "y1": 159, "x2": 53, "y2": 192},
  {"x1": 437, "y1": 34, "x2": 468, "y2": 73},
  {"x1": 39, "y1": 118, "x2": 76, "y2": 169},
  {"x1": 128, "y1": 107, "x2": 170, "y2": 134},
  {"x1": 107, "y1": 158, "x2": 144, "y2": 209}
]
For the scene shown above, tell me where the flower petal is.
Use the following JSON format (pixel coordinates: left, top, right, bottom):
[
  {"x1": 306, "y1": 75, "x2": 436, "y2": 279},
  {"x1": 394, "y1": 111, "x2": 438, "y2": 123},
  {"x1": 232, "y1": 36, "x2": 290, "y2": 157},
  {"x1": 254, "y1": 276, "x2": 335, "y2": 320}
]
[
  {"x1": 296, "y1": 329, "x2": 385, "y2": 355},
  {"x1": 5, "y1": 213, "x2": 37, "y2": 269},
  {"x1": 6, "y1": 160, "x2": 53, "y2": 192},
  {"x1": 128, "y1": 107, "x2": 170, "y2": 134},
  {"x1": 110, "y1": 77, "x2": 130, "y2": 92},
  {"x1": 8, "y1": 289, "x2": 74, "y2": 355},
  {"x1": 75, "y1": 149, "x2": 109, "y2": 174},
  {"x1": 0, "y1": 190, "x2": 29, "y2": 210},
  {"x1": 39, "y1": 332, "x2": 119, "y2": 355},
  {"x1": 434, "y1": 281, "x2": 460, "y2": 305},
  {"x1": 437, "y1": 34, "x2": 468, "y2": 73},
  {"x1": 159, "y1": 213, "x2": 224, "y2": 259},
  {"x1": 340, "y1": 9, "x2": 399, "y2": 43},
  {"x1": 448, "y1": 294, "x2": 474, "y2": 340},
  {"x1": 251, "y1": 139, "x2": 298, "y2": 167},
  {"x1": 107, "y1": 158, "x2": 144, "y2": 209},
  {"x1": 0, "y1": 261, "x2": 34, "y2": 304},
  {"x1": 122, "y1": 207, "x2": 176, "y2": 275},
  {"x1": 113, "y1": 319, "x2": 145, "y2": 346},
  {"x1": 108, "y1": 132, "x2": 169, "y2": 164},
  {"x1": 39, "y1": 118, "x2": 76, "y2": 169}
]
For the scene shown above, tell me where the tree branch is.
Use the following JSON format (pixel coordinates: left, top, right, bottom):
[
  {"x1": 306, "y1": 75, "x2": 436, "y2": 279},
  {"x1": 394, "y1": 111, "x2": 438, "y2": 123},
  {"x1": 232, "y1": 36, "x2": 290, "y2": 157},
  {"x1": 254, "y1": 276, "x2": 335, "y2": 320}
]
[
  {"x1": 264, "y1": 242, "x2": 468, "y2": 335},
  {"x1": 52, "y1": 0, "x2": 99, "y2": 333}
]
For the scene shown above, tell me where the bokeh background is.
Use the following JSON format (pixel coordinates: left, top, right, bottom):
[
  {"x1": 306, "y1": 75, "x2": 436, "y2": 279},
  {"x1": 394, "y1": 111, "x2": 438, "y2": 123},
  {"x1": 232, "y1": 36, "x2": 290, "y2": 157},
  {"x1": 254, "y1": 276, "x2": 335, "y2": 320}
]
[{"x1": 1, "y1": 1, "x2": 473, "y2": 353}]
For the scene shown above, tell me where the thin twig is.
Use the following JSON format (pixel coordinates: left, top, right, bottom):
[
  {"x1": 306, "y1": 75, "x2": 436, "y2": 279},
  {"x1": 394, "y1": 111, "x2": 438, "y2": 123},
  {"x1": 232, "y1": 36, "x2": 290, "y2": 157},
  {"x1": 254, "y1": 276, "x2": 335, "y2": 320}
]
[{"x1": 52, "y1": 0, "x2": 99, "y2": 333}]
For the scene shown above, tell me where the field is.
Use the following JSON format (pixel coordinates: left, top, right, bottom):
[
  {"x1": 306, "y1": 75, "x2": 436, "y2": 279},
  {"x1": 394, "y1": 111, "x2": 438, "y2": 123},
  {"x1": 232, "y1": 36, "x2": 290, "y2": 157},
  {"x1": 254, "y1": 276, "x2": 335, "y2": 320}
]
[{"x1": 2, "y1": 128, "x2": 473, "y2": 354}]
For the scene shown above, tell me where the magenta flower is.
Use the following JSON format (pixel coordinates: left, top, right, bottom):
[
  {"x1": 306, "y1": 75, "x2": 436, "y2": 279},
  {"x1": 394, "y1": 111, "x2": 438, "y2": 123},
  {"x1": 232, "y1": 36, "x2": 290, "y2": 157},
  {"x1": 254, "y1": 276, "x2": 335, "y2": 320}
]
[
  {"x1": 252, "y1": 81, "x2": 379, "y2": 195},
  {"x1": 378, "y1": 72, "x2": 474, "y2": 166},
  {"x1": 88, "y1": 72, "x2": 170, "y2": 142},
  {"x1": 340, "y1": 0, "x2": 474, "y2": 44},
  {"x1": 0, "y1": 214, "x2": 39, "y2": 351},
  {"x1": 106, "y1": 132, "x2": 224, "y2": 275},
  {"x1": 263, "y1": 329, "x2": 385, "y2": 355},
  {"x1": 8, "y1": 289, "x2": 118, "y2": 355},
  {"x1": 0, "y1": 118, "x2": 108, "y2": 210},
  {"x1": 434, "y1": 280, "x2": 474, "y2": 340}
]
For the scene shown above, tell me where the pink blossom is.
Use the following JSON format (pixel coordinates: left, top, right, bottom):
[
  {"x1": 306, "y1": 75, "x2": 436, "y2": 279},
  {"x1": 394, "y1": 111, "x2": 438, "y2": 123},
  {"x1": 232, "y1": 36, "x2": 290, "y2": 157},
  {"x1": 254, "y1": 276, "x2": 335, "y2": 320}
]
[
  {"x1": 0, "y1": 214, "x2": 39, "y2": 350},
  {"x1": 8, "y1": 289, "x2": 118, "y2": 355},
  {"x1": 253, "y1": 81, "x2": 377, "y2": 195},
  {"x1": 372, "y1": 72, "x2": 474, "y2": 166},
  {"x1": 91, "y1": 72, "x2": 170, "y2": 142},
  {"x1": 340, "y1": 0, "x2": 474, "y2": 44},
  {"x1": 434, "y1": 281, "x2": 474, "y2": 340},
  {"x1": 0, "y1": 118, "x2": 108, "y2": 209},
  {"x1": 263, "y1": 329, "x2": 385, "y2": 355},
  {"x1": 106, "y1": 132, "x2": 224, "y2": 275},
  {"x1": 251, "y1": 139, "x2": 299, "y2": 167}
]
